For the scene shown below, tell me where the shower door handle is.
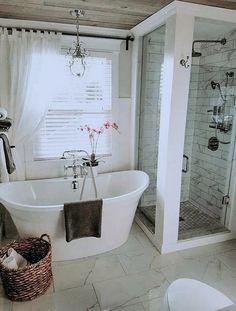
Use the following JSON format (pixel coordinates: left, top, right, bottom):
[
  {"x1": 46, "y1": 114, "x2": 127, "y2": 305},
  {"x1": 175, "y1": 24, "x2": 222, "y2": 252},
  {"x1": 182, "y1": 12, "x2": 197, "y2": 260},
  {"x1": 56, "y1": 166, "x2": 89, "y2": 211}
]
[{"x1": 182, "y1": 154, "x2": 189, "y2": 173}]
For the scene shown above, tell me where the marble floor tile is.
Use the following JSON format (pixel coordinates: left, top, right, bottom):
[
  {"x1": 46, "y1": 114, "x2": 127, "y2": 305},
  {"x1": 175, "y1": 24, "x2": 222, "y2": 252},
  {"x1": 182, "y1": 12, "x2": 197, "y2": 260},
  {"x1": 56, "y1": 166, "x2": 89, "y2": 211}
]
[
  {"x1": 0, "y1": 285, "x2": 12, "y2": 307},
  {"x1": 109, "y1": 235, "x2": 147, "y2": 256},
  {"x1": 178, "y1": 240, "x2": 236, "y2": 259},
  {"x1": 112, "y1": 303, "x2": 145, "y2": 311},
  {"x1": 93, "y1": 270, "x2": 169, "y2": 310},
  {"x1": 117, "y1": 246, "x2": 158, "y2": 274},
  {"x1": 134, "y1": 229, "x2": 156, "y2": 250},
  {"x1": 150, "y1": 252, "x2": 183, "y2": 271},
  {"x1": 53, "y1": 254, "x2": 125, "y2": 292},
  {"x1": 12, "y1": 284, "x2": 99, "y2": 311},
  {"x1": 142, "y1": 297, "x2": 164, "y2": 311},
  {"x1": 130, "y1": 223, "x2": 143, "y2": 236},
  {"x1": 216, "y1": 250, "x2": 236, "y2": 273},
  {"x1": 160, "y1": 254, "x2": 217, "y2": 283},
  {"x1": 1, "y1": 223, "x2": 236, "y2": 311},
  {"x1": 201, "y1": 257, "x2": 235, "y2": 284},
  {"x1": 0, "y1": 302, "x2": 12, "y2": 311}
]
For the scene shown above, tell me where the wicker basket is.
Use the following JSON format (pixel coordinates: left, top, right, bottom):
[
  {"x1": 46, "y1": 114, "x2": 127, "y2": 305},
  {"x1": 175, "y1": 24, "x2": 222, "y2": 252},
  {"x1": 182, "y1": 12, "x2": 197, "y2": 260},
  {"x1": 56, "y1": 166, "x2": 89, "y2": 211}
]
[{"x1": 0, "y1": 234, "x2": 52, "y2": 302}]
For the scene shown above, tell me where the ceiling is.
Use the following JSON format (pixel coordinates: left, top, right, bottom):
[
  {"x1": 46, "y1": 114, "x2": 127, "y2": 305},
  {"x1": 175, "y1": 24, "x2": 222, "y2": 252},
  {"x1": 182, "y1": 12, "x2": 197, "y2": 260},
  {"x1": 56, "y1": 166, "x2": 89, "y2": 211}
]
[{"x1": 0, "y1": 0, "x2": 236, "y2": 30}]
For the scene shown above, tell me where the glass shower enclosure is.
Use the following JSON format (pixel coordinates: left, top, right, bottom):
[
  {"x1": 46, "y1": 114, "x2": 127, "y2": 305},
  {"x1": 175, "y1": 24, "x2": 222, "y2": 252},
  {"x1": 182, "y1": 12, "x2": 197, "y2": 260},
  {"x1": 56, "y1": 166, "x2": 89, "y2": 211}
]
[
  {"x1": 136, "y1": 25, "x2": 165, "y2": 233},
  {"x1": 179, "y1": 18, "x2": 236, "y2": 240},
  {"x1": 132, "y1": 2, "x2": 236, "y2": 253}
]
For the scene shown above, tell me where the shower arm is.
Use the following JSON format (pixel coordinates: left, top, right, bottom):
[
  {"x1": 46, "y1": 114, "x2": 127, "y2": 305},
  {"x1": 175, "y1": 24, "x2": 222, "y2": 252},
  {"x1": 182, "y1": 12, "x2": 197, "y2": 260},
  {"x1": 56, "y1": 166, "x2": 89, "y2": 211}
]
[
  {"x1": 192, "y1": 38, "x2": 226, "y2": 57},
  {"x1": 193, "y1": 38, "x2": 226, "y2": 45}
]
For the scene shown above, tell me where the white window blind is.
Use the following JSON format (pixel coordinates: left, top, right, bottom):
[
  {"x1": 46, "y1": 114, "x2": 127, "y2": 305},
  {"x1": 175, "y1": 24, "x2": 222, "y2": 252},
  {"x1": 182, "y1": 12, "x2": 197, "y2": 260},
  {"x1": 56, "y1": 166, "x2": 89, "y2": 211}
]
[{"x1": 34, "y1": 53, "x2": 112, "y2": 160}]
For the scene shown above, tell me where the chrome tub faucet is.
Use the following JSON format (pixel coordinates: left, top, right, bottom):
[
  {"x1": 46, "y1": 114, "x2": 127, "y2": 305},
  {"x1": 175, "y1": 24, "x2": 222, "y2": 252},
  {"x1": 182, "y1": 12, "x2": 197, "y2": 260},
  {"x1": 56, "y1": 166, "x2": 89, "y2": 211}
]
[{"x1": 60, "y1": 150, "x2": 97, "y2": 198}]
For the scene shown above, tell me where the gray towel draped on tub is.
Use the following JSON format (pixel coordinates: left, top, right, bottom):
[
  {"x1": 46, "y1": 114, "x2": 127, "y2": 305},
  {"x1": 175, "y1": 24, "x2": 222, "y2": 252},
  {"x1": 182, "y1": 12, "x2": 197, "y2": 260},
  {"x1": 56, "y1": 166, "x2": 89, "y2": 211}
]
[{"x1": 64, "y1": 199, "x2": 103, "y2": 242}]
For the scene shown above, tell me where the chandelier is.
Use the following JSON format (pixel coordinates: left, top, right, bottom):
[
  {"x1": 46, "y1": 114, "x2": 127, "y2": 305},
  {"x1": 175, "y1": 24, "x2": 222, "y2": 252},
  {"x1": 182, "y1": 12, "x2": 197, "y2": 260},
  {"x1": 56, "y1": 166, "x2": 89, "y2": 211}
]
[{"x1": 67, "y1": 9, "x2": 87, "y2": 77}]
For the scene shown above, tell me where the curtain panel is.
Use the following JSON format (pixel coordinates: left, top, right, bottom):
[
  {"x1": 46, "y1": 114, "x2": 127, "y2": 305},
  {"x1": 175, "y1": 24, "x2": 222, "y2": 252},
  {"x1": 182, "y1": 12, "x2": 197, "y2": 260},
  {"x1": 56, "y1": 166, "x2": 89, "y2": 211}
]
[{"x1": 0, "y1": 28, "x2": 61, "y2": 180}]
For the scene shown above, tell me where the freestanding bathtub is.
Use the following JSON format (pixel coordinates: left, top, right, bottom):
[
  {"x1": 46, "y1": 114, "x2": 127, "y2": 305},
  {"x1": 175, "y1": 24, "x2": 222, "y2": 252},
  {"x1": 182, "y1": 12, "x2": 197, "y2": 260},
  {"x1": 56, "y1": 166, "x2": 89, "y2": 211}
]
[{"x1": 0, "y1": 170, "x2": 149, "y2": 261}]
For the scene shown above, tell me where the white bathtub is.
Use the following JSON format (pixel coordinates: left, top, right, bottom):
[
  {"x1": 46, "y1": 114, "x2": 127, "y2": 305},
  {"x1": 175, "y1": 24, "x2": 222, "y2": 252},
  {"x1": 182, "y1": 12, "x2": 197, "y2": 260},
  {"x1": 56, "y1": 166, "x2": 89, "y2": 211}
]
[{"x1": 0, "y1": 170, "x2": 149, "y2": 261}]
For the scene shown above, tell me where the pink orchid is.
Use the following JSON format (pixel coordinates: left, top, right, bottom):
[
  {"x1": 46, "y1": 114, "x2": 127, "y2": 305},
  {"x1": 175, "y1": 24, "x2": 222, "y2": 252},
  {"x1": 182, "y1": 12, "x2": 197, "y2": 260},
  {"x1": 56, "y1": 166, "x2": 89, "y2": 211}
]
[
  {"x1": 79, "y1": 121, "x2": 120, "y2": 156},
  {"x1": 104, "y1": 121, "x2": 110, "y2": 129}
]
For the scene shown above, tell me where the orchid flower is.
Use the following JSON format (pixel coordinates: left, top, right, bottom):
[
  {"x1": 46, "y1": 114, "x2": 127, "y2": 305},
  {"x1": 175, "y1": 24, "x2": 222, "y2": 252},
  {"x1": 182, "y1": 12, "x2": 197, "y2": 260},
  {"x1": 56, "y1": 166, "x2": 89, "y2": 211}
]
[{"x1": 78, "y1": 121, "x2": 120, "y2": 162}]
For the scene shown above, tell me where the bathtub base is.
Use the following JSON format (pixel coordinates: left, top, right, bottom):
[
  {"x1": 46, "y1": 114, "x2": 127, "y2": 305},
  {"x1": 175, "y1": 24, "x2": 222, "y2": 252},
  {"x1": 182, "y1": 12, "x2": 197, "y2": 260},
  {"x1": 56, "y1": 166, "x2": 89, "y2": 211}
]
[
  {"x1": 0, "y1": 171, "x2": 149, "y2": 261},
  {"x1": 9, "y1": 198, "x2": 138, "y2": 261}
]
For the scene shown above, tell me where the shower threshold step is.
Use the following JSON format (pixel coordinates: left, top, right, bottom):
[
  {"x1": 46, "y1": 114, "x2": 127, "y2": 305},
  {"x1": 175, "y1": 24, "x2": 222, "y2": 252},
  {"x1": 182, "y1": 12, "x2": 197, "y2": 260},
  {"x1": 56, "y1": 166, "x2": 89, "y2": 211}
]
[{"x1": 136, "y1": 202, "x2": 229, "y2": 240}]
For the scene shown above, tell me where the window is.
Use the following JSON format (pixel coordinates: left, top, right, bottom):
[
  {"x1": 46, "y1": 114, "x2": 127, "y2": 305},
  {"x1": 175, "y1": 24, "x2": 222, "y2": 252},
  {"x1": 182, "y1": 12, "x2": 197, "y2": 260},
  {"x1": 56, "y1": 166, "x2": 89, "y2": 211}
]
[{"x1": 34, "y1": 51, "x2": 113, "y2": 160}]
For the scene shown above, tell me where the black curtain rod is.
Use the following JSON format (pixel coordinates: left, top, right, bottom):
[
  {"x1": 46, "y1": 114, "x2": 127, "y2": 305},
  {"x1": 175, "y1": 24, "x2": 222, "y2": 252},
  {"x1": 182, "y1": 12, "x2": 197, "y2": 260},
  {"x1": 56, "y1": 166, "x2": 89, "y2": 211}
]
[{"x1": 5, "y1": 27, "x2": 134, "y2": 50}]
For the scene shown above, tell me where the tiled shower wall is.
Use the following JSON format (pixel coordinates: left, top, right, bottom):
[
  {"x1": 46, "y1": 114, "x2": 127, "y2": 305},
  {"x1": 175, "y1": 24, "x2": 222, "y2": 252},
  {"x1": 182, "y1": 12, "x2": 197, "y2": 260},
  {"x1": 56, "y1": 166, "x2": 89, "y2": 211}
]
[
  {"x1": 181, "y1": 29, "x2": 236, "y2": 219},
  {"x1": 181, "y1": 58, "x2": 199, "y2": 202},
  {"x1": 138, "y1": 26, "x2": 165, "y2": 208}
]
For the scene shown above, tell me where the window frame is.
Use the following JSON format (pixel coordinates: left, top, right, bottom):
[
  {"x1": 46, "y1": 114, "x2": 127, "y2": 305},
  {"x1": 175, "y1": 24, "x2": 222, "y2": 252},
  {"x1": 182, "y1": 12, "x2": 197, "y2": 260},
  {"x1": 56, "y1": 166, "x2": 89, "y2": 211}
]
[{"x1": 24, "y1": 35, "x2": 120, "y2": 166}]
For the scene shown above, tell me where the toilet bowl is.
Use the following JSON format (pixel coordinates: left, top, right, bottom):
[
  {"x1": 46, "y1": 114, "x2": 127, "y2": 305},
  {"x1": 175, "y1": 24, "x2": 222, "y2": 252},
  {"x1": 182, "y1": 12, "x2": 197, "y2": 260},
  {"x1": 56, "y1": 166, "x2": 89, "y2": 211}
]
[{"x1": 162, "y1": 278, "x2": 233, "y2": 311}]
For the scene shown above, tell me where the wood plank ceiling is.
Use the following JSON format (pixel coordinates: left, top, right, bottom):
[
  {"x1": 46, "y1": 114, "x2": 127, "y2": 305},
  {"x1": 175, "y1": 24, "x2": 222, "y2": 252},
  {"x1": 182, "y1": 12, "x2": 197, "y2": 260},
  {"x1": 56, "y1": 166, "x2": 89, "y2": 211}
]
[{"x1": 0, "y1": 0, "x2": 236, "y2": 30}]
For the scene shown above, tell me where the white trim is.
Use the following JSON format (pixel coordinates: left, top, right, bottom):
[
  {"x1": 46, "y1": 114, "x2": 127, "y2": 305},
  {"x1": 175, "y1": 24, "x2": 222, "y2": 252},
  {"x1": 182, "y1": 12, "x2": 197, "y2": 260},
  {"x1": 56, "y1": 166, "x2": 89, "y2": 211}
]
[
  {"x1": 130, "y1": 36, "x2": 142, "y2": 169},
  {"x1": 161, "y1": 232, "x2": 236, "y2": 253},
  {"x1": 135, "y1": 218, "x2": 236, "y2": 254},
  {"x1": 175, "y1": 1, "x2": 236, "y2": 22},
  {"x1": 131, "y1": 1, "x2": 176, "y2": 36}
]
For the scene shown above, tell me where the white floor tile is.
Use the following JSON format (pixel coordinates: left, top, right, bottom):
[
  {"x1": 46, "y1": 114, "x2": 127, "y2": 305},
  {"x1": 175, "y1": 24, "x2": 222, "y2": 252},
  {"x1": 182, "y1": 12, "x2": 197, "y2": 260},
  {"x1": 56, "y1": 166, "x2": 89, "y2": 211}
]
[
  {"x1": 0, "y1": 285, "x2": 11, "y2": 306},
  {"x1": 118, "y1": 247, "x2": 158, "y2": 274},
  {"x1": 93, "y1": 270, "x2": 168, "y2": 310},
  {"x1": 112, "y1": 303, "x2": 145, "y2": 311},
  {"x1": 178, "y1": 240, "x2": 236, "y2": 259},
  {"x1": 217, "y1": 250, "x2": 236, "y2": 273},
  {"x1": 53, "y1": 254, "x2": 125, "y2": 291},
  {"x1": 142, "y1": 297, "x2": 164, "y2": 311},
  {"x1": 2, "y1": 224, "x2": 236, "y2": 311},
  {"x1": 160, "y1": 254, "x2": 217, "y2": 283},
  {"x1": 0, "y1": 303, "x2": 12, "y2": 311},
  {"x1": 12, "y1": 284, "x2": 99, "y2": 311}
]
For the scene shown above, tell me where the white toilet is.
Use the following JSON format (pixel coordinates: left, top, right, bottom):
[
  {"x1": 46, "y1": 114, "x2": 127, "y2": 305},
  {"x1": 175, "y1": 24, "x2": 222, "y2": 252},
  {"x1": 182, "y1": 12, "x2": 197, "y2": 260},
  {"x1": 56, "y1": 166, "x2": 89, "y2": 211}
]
[{"x1": 162, "y1": 278, "x2": 234, "y2": 311}]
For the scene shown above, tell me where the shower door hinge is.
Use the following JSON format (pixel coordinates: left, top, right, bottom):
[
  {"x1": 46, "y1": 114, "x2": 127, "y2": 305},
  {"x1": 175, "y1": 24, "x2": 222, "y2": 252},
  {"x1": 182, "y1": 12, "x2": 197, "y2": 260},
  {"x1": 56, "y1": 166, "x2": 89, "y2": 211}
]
[{"x1": 222, "y1": 195, "x2": 230, "y2": 205}]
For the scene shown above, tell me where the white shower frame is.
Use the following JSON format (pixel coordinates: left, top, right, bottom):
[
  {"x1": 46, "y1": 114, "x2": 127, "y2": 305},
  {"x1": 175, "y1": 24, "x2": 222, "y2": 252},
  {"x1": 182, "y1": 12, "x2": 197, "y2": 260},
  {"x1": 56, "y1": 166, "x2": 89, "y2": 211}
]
[{"x1": 131, "y1": 0, "x2": 236, "y2": 253}]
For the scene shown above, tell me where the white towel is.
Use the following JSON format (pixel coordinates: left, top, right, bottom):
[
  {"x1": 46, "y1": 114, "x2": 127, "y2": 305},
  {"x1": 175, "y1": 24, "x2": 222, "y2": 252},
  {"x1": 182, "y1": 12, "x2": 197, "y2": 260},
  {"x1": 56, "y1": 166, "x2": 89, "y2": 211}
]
[
  {"x1": 0, "y1": 248, "x2": 28, "y2": 270},
  {"x1": 1, "y1": 255, "x2": 18, "y2": 270},
  {"x1": 7, "y1": 248, "x2": 28, "y2": 268}
]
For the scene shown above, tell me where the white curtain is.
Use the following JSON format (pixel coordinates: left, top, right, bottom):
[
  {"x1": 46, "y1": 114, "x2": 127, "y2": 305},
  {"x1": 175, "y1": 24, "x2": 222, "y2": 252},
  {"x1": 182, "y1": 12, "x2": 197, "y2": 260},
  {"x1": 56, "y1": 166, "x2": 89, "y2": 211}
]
[{"x1": 0, "y1": 28, "x2": 61, "y2": 180}]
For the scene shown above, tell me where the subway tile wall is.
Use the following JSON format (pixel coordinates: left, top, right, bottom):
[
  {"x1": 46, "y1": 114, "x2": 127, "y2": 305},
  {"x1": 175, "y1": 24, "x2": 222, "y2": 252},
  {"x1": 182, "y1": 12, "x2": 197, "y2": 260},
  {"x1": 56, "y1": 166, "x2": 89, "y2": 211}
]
[{"x1": 181, "y1": 28, "x2": 236, "y2": 219}]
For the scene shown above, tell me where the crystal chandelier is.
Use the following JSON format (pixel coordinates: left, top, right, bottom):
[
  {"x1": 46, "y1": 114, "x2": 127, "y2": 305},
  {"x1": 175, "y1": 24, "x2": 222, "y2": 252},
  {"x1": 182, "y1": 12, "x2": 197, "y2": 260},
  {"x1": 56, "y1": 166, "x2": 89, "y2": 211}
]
[{"x1": 67, "y1": 9, "x2": 87, "y2": 77}]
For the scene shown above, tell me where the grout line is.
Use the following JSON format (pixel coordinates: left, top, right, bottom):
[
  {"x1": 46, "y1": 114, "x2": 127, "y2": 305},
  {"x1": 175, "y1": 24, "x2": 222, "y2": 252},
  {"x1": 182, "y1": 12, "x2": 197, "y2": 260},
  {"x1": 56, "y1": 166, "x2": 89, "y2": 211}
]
[{"x1": 92, "y1": 283, "x2": 102, "y2": 311}]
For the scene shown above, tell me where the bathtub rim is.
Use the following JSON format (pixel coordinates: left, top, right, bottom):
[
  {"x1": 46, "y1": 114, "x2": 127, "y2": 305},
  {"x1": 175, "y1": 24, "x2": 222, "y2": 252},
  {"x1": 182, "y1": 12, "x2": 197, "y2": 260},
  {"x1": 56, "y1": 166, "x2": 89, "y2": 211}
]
[{"x1": 0, "y1": 170, "x2": 149, "y2": 212}]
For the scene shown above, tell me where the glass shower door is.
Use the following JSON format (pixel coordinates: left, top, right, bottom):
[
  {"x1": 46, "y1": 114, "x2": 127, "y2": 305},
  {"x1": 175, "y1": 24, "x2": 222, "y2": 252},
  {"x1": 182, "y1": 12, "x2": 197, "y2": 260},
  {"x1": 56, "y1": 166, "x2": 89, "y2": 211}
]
[
  {"x1": 179, "y1": 18, "x2": 236, "y2": 240},
  {"x1": 136, "y1": 25, "x2": 165, "y2": 233}
]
